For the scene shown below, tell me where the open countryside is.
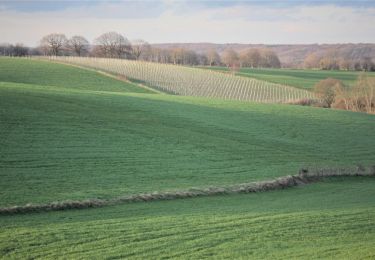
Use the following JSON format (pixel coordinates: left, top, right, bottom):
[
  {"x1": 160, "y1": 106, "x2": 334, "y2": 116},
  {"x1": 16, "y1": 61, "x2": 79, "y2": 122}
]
[
  {"x1": 0, "y1": 1, "x2": 375, "y2": 259},
  {"x1": 201, "y1": 66, "x2": 375, "y2": 90}
]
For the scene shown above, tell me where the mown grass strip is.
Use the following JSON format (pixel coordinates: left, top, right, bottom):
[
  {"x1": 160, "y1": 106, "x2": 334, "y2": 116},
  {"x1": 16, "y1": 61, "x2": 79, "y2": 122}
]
[{"x1": 1, "y1": 166, "x2": 373, "y2": 215}]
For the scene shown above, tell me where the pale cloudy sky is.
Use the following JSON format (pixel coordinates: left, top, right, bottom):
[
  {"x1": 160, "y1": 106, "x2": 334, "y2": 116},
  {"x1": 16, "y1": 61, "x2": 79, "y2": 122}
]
[{"x1": 1, "y1": 0, "x2": 375, "y2": 46}]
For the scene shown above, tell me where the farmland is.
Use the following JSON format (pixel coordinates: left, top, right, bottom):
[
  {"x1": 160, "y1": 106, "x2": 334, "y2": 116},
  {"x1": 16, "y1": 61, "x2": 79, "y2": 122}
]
[
  {"x1": 1, "y1": 178, "x2": 375, "y2": 258},
  {"x1": 0, "y1": 57, "x2": 151, "y2": 94},
  {"x1": 1, "y1": 57, "x2": 375, "y2": 259},
  {"x1": 201, "y1": 66, "x2": 375, "y2": 90},
  {"x1": 37, "y1": 56, "x2": 314, "y2": 102},
  {"x1": 2, "y1": 58, "x2": 375, "y2": 206}
]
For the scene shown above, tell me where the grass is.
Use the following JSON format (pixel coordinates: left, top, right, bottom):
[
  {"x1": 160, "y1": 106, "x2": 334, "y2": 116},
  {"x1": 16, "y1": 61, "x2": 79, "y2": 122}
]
[
  {"x1": 1, "y1": 177, "x2": 375, "y2": 259},
  {"x1": 1, "y1": 81, "x2": 375, "y2": 206},
  {"x1": 1, "y1": 59, "x2": 375, "y2": 206},
  {"x1": 200, "y1": 66, "x2": 375, "y2": 90},
  {"x1": 0, "y1": 57, "x2": 152, "y2": 93},
  {"x1": 1, "y1": 58, "x2": 375, "y2": 259}
]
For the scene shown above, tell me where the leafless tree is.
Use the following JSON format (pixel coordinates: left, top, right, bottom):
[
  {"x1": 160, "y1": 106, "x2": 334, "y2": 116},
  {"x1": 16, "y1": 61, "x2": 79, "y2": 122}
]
[
  {"x1": 130, "y1": 39, "x2": 150, "y2": 60},
  {"x1": 334, "y1": 84, "x2": 352, "y2": 110},
  {"x1": 221, "y1": 49, "x2": 239, "y2": 73},
  {"x1": 206, "y1": 49, "x2": 221, "y2": 66},
  {"x1": 355, "y1": 74, "x2": 375, "y2": 113},
  {"x1": 338, "y1": 58, "x2": 352, "y2": 71},
  {"x1": 0, "y1": 43, "x2": 28, "y2": 56},
  {"x1": 259, "y1": 49, "x2": 281, "y2": 68},
  {"x1": 40, "y1": 33, "x2": 67, "y2": 56},
  {"x1": 319, "y1": 49, "x2": 339, "y2": 70},
  {"x1": 197, "y1": 53, "x2": 208, "y2": 65},
  {"x1": 93, "y1": 32, "x2": 131, "y2": 58},
  {"x1": 360, "y1": 57, "x2": 375, "y2": 71},
  {"x1": 170, "y1": 48, "x2": 184, "y2": 64},
  {"x1": 240, "y1": 49, "x2": 261, "y2": 68},
  {"x1": 303, "y1": 53, "x2": 320, "y2": 69},
  {"x1": 66, "y1": 35, "x2": 89, "y2": 56}
]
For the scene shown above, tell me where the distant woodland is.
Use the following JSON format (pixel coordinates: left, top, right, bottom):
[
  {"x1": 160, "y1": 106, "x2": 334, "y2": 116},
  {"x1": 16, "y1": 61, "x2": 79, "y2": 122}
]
[{"x1": 1, "y1": 32, "x2": 374, "y2": 71}]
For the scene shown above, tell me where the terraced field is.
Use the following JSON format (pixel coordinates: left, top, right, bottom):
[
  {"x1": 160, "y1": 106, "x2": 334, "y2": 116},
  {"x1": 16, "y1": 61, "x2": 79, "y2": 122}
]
[
  {"x1": 202, "y1": 66, "x2": 375, "y2": 90},
  {"x1": 35, "y1": 56, "x2": 314, "y2": 102},
  {"x1": 1, "y1": 57, "x2": 374, "y2": 259}
]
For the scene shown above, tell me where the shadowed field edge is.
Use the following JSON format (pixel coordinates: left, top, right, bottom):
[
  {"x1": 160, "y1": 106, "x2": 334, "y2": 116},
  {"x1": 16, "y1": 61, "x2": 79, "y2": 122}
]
[{"x1": 1, "y1": 166, "x2": 374, "y2": 215}]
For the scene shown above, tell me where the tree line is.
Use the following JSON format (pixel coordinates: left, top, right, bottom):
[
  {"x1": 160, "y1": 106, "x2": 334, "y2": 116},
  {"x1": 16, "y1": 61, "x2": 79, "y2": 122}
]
[
  {"x1": 0, "y1": 32, "x2": 281, "y2": 68},
  {"x1": 2, "y1": 31, "x2": 373, "y2": 71},
  {"x1": 304, "y1": 51, "x2": 375, "y2": 72}
]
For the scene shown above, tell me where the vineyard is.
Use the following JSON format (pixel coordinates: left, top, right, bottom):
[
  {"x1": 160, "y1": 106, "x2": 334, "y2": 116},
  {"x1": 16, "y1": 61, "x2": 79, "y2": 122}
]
[{"x1": 35, "y1": 56, "x2": 315, "y2": 103}]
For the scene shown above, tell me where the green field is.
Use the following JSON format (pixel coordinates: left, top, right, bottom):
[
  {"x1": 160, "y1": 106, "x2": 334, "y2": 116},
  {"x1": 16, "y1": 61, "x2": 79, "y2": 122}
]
[
  {"x1": 201, "y1": 66, "x2": 375, "y2": 90},
  {"x1": 1, "y1": 178, "x2": 375, "y2": 259},
  {"x1": 0, "y1": 57, "x2": 152, "y2": 94},
  {"x1": 1, "y1": 57, "x2": 375, "y2": 259}
]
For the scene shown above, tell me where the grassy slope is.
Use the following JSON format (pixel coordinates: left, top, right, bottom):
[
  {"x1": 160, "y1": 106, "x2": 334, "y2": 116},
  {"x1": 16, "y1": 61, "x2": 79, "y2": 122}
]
[
  {"x1": 201, "y1": 66, "x2": 375, "y2": 90},
  {"x1": 1, "y1": 177, "x2": 375, "y2": 259},
  {"x1": 1, "y1": 80, "x2": 375, "y2": 206},
  {"x1": 0, "y1": 57, "x2": 152, "y2": 93},
  {"x1": 1, "y1": 58, "x2": 375, "y2": 259}
]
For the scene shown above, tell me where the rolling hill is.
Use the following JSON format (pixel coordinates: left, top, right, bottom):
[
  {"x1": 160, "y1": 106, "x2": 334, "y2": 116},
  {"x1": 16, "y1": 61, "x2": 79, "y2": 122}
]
[
  {"x1": 200, "y1": 66, "x2": 375, "y2": 90},
  {"x1": 35, "y1": 56, "x2": 314, "y2": 103},
  {"x1": 1, "y1": 58, "x2": 375, "y2": 207},
  {"x1": 1, "y1": 178, "x2": 375, "y2": 258},
  {"x1": 0, "y1": 57, "x2": 374, "y2": 259}
]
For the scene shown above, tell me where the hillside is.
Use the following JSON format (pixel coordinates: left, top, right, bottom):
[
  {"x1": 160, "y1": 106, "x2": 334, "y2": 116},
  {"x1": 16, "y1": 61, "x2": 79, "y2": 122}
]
[
  {"x1": 0, "y1": 57, "x2": 152, "y2": 94},
  {"x1": 1, "y1": 178, "x2": 375, "y2": 258},
  {"x1": 152, "y1": 43, "x2": 375, "y2": 67},
  {"x1": 1, "y1": 58, "x2": 375, "y2": 207},
  {"x1": 37, "y1": 56, "x2": 314, "y2": 103},
  {"x1": 0, "y1": 57, "x2": 375, "y2": 259},
  {"x1": 201, "y1": 66, "x2": 375, "y2": 89}
]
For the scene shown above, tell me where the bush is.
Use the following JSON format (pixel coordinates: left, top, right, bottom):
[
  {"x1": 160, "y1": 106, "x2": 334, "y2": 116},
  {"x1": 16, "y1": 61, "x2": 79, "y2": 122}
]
[
  {"x1": 314, "y1": 78, "x2": 345, "y2": 108},
  {"x1": 287, "y1": 98, "x2": 321, "y2": 107}
]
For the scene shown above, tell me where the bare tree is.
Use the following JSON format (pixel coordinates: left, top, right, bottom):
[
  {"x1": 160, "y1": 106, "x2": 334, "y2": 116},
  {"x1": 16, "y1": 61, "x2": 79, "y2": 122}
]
[
  {"x1": 259, "y1": 49, "x2": 281, "y2": 68},
  {"x1": 221, "y1": 49, "x2": 239, "y2": 73},
  {"x1": 197, "y1": 53, "x2": 208, "y2": 65},
  {"x1": 360, "y1": 57, "x2": 375, "y2": 72},
  {"x1": 66, "y1": 35, "x2": 89, "y2": 56},
  {"x1": 170, "y1": 48, "x2": 184, "y2": 65},
  {"x1": 338, "y1": 58, "x2": 352, "y2": 71},
  {"x1": 319, "y1": 49, "x2": 339, "y2": 70},
  {"x1": 0, "y1": 43, "x2": 28, "y2": 56},
  {"x1": 13, "y1": 43, "x2": 29, "y2": 56},
  {"x1": 93, "y1": 32, "x2": 131, "y2": 58},
  {"x1": 334, "y1": 84, "x2": 352, "y2": 110},
  {"x1": 130, "y1": 39, "x2": 150, "y2": 60},
  {"x1": 40, "y1": 33, "x2": 67, "y2": 56},
  {"x1": 303, "y1": 53, "x2": 320, "y2": 69},
  {"x1": 240, "y1": 49, "x2": 261, "y2": 68},
  {"x1": 0, "y1": 43, "x2": 11, "y2": 56},
  {"x1": 355, "y1": 74, "x2": 375, "y2": 113},
  {"x1": 183, "y1": 50, "x2": 199, "y2": 65},
  {"x1": 206, "y1": 49, "x2": 221, "y2": 66}
]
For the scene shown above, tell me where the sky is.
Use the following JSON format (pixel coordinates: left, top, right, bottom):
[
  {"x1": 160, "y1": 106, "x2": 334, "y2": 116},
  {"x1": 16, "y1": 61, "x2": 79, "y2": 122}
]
[{"x1": 1, "y1": 0, "x2": 375, "y2": 46}]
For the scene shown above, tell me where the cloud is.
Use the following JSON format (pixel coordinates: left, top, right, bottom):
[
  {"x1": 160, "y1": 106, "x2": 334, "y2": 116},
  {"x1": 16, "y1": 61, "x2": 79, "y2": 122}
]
[{"x1": 0, "y1": 1, "x2": 374, "y2": 46}]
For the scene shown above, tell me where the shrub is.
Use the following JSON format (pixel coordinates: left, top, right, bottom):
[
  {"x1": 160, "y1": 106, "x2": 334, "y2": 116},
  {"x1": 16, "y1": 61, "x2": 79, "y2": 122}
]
[
  {"x1": 314, "y1": 78, "x2": 345, "y2": 108},
  {"x1": 287, "y1": 98, "x2": 324, "y2": 107}
]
